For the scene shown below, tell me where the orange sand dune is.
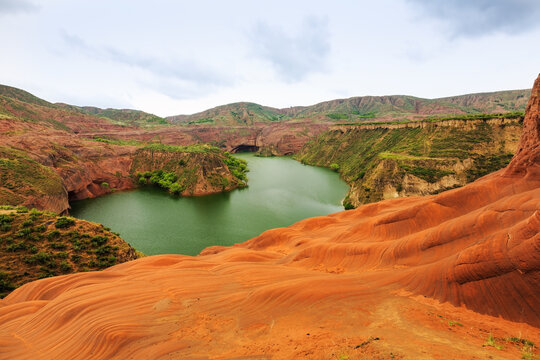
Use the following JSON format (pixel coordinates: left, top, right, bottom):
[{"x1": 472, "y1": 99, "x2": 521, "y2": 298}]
[{"x1": 1, "y1": 76, "x2": 539, "y2": 359}]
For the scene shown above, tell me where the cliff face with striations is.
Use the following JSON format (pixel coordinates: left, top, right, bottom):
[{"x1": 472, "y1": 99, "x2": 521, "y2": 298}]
[
  {"x1": 0, "y1": 122, "x2": 139, "y2": 213},
  {"x1": 297, "y1": 116, "x2": 523, "y2": 208},
  {"x1": 131, "y1": 146, "x2": 247, "y2": 196},
  {"x1": 0, "y1": 76, "x2": 538, "y2": 359}
]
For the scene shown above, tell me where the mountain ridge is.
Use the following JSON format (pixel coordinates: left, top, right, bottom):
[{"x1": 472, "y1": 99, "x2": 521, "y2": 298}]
[{"x1": 167, "y1": 88, "x2": 531, "y2": 126}]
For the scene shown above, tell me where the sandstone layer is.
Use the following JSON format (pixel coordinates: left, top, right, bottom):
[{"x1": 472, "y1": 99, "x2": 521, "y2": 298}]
[
  {"x1": 0, "y1": 77, "x2": 538, "y2": 358},
  {"x1": 297, "y1": 115, "x2": 523, "y2": 208}
]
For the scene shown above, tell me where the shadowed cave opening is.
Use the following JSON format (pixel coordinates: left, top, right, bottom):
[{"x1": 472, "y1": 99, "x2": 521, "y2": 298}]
[{"x1": 231, "y1": 144, "x2": 260, "y2": 153}]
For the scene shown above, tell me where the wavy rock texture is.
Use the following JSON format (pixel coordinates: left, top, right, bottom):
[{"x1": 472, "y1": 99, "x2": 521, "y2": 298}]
[{"x1": 0, "y1": 76, "x2": 539, "y2": 359}]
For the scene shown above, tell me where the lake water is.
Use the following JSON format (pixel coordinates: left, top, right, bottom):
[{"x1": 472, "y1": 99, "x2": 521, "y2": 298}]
[{"x1": 70, "y1": 154, "x2": 349, "y2": 256}]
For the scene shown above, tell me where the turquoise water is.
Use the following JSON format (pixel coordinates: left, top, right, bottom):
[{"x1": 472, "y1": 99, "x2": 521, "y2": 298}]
[{"x1": 70, "y1": 154, "x2": 349, "y2": 256}]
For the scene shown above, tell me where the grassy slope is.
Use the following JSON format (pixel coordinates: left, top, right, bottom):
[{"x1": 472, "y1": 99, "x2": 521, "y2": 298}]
[
  {"x1": 60, "y1": 104, "x2": 169, "y2": 127},
  {"x1": 167, "y1": 89, "x2": 530, "y2": 125},
  {"x1": 0, "y1": 207, "x2": 139, "y2": 298},
  {"x1": 0, "y1": 84, "x2": 166, "y2": 129},
  {"x1": 167, "y1": 102, "x2": 289, "y2": 126},
  {"x1": 0, "y1": 146, "x2": 65, "y2": 206},
  {"x1": 296, "y1": 117, "x2": 523, "y2": 207}
]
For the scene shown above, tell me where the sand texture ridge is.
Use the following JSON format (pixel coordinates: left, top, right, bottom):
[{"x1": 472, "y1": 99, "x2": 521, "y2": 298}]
[{"x1": 0, "y1": 75, "x2": 539, "y2": 359}]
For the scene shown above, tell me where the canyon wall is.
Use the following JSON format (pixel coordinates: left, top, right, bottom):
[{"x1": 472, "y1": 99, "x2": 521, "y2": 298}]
[
  {"x1": 131, "y1": 146, "x2": 247, "y2": 196},
  {"x1": 297, "y1": 116, "x2": 523, "y2": 208},
  {"x1": 0, "y1": 76, "x2": 538, "y2": 359}
]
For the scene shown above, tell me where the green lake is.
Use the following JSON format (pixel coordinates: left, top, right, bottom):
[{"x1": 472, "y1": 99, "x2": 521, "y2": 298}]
[{"x1": 70, "y1": 154, "x2": 349, "y2": 256}]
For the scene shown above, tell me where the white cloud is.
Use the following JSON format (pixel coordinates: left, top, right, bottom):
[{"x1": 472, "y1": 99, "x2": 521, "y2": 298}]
[
  {"x1": 0, "y1": 0, "x2": 538, "y2": 117},
  {"x1": 250, "y1": 16, "x2": 331, "y2": 82}
]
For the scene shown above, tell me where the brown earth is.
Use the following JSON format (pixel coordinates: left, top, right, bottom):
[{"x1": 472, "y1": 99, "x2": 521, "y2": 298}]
[
  {"x1": 0, "y1": 121, "x2": 138, "y2": 213},
  {"x1": 0, "y1": 77, "x2": 538, "y2": 358},
  {"x1": 79, "y1": 121, "x2": 330, "y2": 156},
  {"x1": 0, "y1": 121, "x2": 249, "y2": 213}
]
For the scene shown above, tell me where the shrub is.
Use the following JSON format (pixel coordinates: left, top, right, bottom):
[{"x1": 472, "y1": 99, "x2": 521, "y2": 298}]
[
  {"x1": 95, "y1": 245, "x2": 112, "y2": 255},
  {"x1": 21, "y1": 219, "x2": 33, "y2": 228},
  {"x1": 29, "y1": 209, "x2": 42, "y2": 221},
  {"x1": 330, "y1": 163, "x2": 340, "y2": 172},
  {"x1": 169, "y1": 182, "x2": 185, "y2": 194},
  {"x1": 6, "y1": 241, "x2": 27, "y2": 252},
  {"x1": 49, "y1": 242, "x2": 67, "y2": 250},
  {"x1": 47, "y1": 230, "x2": 60, "y2": 239},
  {"x1": 0, "y1": 214, "x2": 14, "y2": 225},
  {"x1": 60, "y1": 261, "x2": 73, "y2": 272},
  {"x1": 55, "y1": 251, "x2": 69, "y2": 259},
  {"x1": 91, "y1": 236, "x2": 108, "y2": 247},
  {"x1": 55, "y1": 217, "x2": 75, "y2": 229},
  {"x1": 15, "y1": 228, "x2": 32, "y2": 238},
  {"x1": 0, "y1": 272, "x2": 15, "y2": 295},
  {"x1": 26, "y1": 252, "x2": 52, "y2": 265}
]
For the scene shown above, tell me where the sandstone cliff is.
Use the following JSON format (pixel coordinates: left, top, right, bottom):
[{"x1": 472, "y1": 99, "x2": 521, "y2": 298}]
[
  {"x1": 0, "y1": 76, "x2": 538, "y2": 359},
  {"x1": 131, "y1": 145, "x2": 247, "y2": 196},
  {"x1": 0, "y1": 117, "x2": 250, "y2": 213},
  {"x1": 297, "y1": 115, "x2": 523, "y2": 208}
]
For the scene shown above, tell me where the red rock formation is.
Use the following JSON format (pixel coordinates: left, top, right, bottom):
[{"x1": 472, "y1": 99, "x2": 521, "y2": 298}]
[{"x1": 0, "y1": 76, "x2": 539, "y2": 359}]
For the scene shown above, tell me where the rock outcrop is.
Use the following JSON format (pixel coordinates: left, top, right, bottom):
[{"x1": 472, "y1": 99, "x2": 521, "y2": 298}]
[
  {"x1": 0, "y1": 76, "x2": 538, "y2": 358},
  {"x1": 297, "y1": 115, "x2": 523, "y2": 208},
  {"x1": 131, "y1": 146, "x2": 247, "y2": 196}
]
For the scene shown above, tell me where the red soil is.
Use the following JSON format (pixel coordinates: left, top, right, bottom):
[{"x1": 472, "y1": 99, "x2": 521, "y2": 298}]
[{"x1": 0, "y1": 76, "x2": 539, "y2": 359}]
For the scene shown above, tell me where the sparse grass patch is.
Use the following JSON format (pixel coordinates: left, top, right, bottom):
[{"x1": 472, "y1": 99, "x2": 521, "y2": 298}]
[
  {"x1": 485, "y1": 333, "x2": 504, "y2": 350},
  {"x1": 506, "y1": 338, "x2": 537, "y2": 360}
]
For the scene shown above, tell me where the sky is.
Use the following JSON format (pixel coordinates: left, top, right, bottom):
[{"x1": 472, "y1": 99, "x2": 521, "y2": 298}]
[{"x1": 1, "y1": 0, "x2": 539, "y2": 117}]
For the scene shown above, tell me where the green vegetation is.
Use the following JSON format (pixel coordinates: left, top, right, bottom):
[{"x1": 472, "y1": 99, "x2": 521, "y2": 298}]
[
  {"x1": 55, "y1": 217, "x2": 75, "y2": 229},
  {"x1": 87, "y1": 137, "x2": 143, "y2": 146},
  {"x1": 337, "y1": 111, "x2": 524, "y2": 126},
  {"x1": 327, "y1": 113, "x2": 349, "y2": 120},
  {"x1": 138, "y1": 170, "x2": 186, "y2": 194},
  {"x1": 224, "y1": 153, "x2": 248, "y2": 182},
  {"x1": 0, "y1": 271, "x2": 15, "y2": 298},
  {"x1": 169, "y1": 102, "x2": 289, "y2": 126},
  {"x1": 132, "y1": 145, "x2": 248, "y2": 196},
  {"x1": 485, "y1": 334, "x2": 504, "y2": 350},
  {"x1": 0, "y1": 146, "x2": 65, "y2": 207},
  {"x1": 505, "y1": 338, "x2": 537, "y2": 360},
  {"x1": 69, "y1": 106, "x2": 169, "y2": 127},
  {"x1": 0, "y1": 209, "x2": 139, "y2": 298},
  {"x1": 296, "y1": 118, "x2": 522, "y2": 208},
  {"x1": 187, "y1": 118, "x2": 214, "y2": 125}
]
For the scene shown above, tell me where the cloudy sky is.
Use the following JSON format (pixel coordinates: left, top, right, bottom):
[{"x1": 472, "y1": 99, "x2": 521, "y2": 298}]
[{"x1": 1, "y1": 0, "x2": 539, "y2": 117}]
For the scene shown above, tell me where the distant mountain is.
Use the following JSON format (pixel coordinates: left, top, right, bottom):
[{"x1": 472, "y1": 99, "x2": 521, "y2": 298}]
[
  {"x1": 0, "y1": 84, "x2": 52, "y2": 107},
  {"x1": 0, "y1": 83, "x2": 531, "y2": 129},
  {"x1": 56, "y1": 104, "x2": 168, "y2": 127},
  {"x1": 167, "y1": 89, "x2": 531, "y2": 125},
  {"x1": 0, "y1": 84, "x2": 167, "y2": 131},
  {"x1": 167, "y1": 102, "x2": 289, "y2": 126}
]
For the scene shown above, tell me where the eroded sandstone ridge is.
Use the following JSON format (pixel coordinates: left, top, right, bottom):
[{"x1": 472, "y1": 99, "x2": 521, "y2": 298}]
[{"x1": 0, "y1": 77, "x2": 538, "y2": 359}]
